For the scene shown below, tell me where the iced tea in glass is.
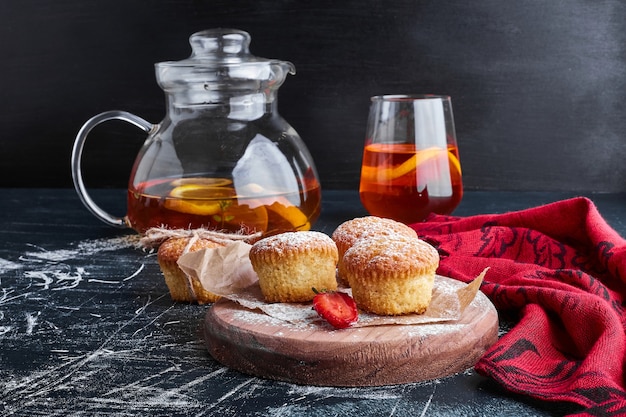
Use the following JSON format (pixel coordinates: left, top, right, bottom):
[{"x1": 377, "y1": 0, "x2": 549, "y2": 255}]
[{"x1": 359, "y1": 95, "x2": 463, "y2": 224}]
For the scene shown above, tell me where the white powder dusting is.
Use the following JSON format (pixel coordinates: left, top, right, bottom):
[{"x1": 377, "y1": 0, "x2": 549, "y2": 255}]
[
  {"x1": 0, "y1": 288, "x2": 28, "y2": 305},
  {"x1": 405, "y1": 323, "x2": 465, "y2": 338},
  {"x1": 0, "y1": 234, "x2": 149, "y2": 356},
  {"x1": 285, "y1": 383, "x2": 403, "y2": 400},
  {"x1": 87, "y1": 279, "x2": 121, "y2": 285},
  {"x1": 0, "y1": 258, "x2": 21, "y2": 273},
  {"x1": 21, "y1": 235, "x2": 139, "y2": 262},
  {"x1": 251, "y1": 231, "x2": 335, "y2": 256},
  {"x1": 3, "y1": 236, "x2": 144, "y2": 299},
  {"x1": 24, "y1": 269, "x2": 84, "y2": 291},
  {"x1": 331, "y1": 216, "x2": 418, "y2": 247},
  {"x1": 230, "y1": 306, "x2": 322, "y2": 331},
  {"x1": 25, "y1": 312, "x2": 39, "y2": 335}
]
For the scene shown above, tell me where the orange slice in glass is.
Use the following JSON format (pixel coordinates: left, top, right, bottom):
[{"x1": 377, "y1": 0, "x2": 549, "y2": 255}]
[{"x1": 361, "y1": 146, "x2": 461, "y2": 183}]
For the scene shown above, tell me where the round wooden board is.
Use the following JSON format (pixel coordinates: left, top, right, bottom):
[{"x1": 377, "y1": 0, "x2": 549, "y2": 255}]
[{"x1": 204, "y1": 276, "x2": 498, "y2": 387}]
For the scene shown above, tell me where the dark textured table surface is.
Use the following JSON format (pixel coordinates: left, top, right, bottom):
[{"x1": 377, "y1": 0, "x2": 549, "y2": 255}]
[{"x1": 1, "y1": 188, "x2": 624, "y2": 416}]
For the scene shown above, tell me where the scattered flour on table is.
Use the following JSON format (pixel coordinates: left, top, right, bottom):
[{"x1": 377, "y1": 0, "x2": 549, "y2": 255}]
[
  {"x1": 20, "y1": 235, "x2": 140, "y2": 262},
  {"x1": 4, "y1": 235, "x2": 144, "y2": 294},
  {"x1": 0, "y1": 235, "x2": 146, "y2": 340},
  {"x1": 0, "y1": 258, "x2": 21, "y2": 274}
]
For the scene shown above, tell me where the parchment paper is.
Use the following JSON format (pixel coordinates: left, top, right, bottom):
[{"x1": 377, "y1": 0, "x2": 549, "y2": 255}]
[{"x1": 178, "y1": 242, "x2": 488, "y2": 328}]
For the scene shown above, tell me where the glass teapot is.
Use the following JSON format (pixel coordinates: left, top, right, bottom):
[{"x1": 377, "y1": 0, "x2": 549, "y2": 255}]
[{"x1": 71, "y1": 28, "x2": 321, "y2": 236}]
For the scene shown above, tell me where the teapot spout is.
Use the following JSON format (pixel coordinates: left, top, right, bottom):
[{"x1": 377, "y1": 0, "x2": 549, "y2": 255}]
[
  {"x1": 269, "y1": 60, "x2": 296, "y2": 88},
  {"x1": 283, "y1": 61, "x2": 296, "y2": 76}
]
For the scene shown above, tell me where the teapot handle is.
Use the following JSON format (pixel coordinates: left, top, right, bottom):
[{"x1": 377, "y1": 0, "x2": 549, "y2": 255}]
[{"x1": 71, "y1": 110, "x2": 155, "y2": 228}]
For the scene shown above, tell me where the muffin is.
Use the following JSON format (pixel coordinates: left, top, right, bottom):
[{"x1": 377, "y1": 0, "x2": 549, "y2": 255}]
[
  {"x1": 342, "y1": 235, "x2": 439, "y2": 315},
  {"x1": 331, "y1": 216, "x2": 418, "y2": 283},
  {"x1": 157, "y1": 237, "x2": 224, "y2": 304},
  {"x1": 248, "y1": 231, "x2": 339, "y2": 303}
]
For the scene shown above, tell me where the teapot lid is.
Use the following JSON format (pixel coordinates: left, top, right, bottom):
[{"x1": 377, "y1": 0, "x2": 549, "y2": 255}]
[{"x1": 155, "y1": 28, "x2": 295, "y2": 93}]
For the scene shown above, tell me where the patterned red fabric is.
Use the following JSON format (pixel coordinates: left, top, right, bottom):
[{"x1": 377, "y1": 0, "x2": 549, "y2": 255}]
[{"x1": 409, "y1": 197, "x2": 626, "y2": 416}]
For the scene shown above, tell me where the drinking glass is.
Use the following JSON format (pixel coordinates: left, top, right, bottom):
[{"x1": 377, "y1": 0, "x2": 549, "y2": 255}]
[{"x1": 359, "y1": 95, "x2": 463, "y2": 224}]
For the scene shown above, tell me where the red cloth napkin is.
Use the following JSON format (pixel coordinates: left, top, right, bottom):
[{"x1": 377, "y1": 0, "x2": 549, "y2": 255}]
[{"x1": 409, "y1": 197, "x2": 626, "y2": 416}]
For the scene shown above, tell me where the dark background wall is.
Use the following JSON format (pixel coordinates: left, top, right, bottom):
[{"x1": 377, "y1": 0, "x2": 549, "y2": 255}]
[{"x1": 1, "y1": 0, "x2": 625, "y2": 192}]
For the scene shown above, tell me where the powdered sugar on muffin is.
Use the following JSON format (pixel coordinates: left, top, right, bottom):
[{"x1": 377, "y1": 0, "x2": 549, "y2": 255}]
[
  {"x1": 331, "y1": 216, "x2": 418, "y2": 283},
  {"x1": 249, "y1": 231, "x2": 339, "y2": 303},
  {"x1": 342, "y1": 234, "x2": 439, "y2": 315}
]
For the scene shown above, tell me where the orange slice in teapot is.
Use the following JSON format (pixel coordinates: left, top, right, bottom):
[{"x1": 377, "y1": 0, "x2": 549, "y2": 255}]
[
  {"x1": 165, "y1": 182, "x2": 234, "y2": 216},
  {"x1": 164, "y1": 180, "x2": 269, "y2": 232},
  {"x1": 233, "y1": 183, "x2": 311, "y2": 233},
  {"x1": 266, "y1": 200, "x2": 311, "y2": 231}
]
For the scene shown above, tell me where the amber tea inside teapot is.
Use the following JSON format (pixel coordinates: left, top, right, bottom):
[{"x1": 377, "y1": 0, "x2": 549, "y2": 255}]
[{"x1": 71, "y1": 29, "x2": 321, "y2": 236}]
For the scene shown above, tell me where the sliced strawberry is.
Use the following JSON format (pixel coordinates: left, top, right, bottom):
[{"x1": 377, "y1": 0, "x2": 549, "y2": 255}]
[{"x1": 312, "y1": 290, "x2": 358, "y2": 329}]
